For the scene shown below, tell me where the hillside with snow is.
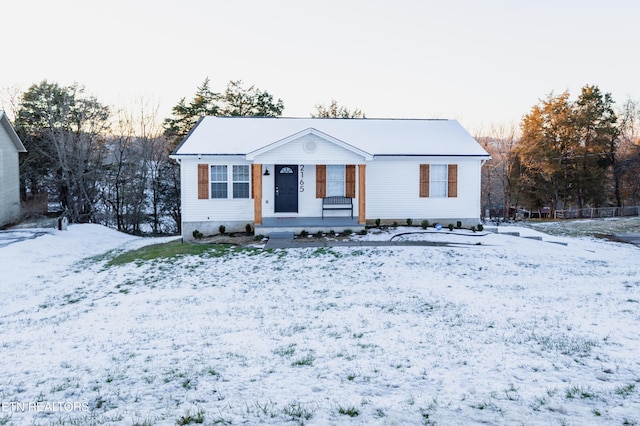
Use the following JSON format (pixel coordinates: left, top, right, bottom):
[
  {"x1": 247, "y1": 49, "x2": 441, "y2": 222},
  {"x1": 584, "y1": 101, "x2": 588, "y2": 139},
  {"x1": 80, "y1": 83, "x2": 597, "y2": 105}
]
[{"x1": 0, "y1": 221, "x2": 639, "y2": 425}]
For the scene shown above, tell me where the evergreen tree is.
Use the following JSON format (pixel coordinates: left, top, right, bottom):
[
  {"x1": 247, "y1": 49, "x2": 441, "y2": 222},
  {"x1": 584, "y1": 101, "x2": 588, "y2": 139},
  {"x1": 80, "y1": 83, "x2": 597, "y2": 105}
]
[
  {"x1": 15, "y1": 81, "x2": 110, "y2": 222},
  {"x1": 219, "y1": 80, "x2": 284, "y2": 117}
]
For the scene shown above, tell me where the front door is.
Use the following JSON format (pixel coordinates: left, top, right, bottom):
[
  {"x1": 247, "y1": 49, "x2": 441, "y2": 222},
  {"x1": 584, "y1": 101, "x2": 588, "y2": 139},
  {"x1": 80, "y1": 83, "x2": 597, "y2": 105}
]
[{"x1": 274, "y1": 165, "x2": 298, "y2": 213}]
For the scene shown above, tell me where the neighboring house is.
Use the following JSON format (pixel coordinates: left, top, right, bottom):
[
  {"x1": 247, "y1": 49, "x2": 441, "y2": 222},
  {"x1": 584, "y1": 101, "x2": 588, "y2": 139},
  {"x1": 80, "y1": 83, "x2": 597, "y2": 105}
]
[
  {"x1": 171, "y1": 116, "x2": 490, "y2": 240},
  {"x1": 0, "y1": 111, "x2": 27, "y2": 228}
]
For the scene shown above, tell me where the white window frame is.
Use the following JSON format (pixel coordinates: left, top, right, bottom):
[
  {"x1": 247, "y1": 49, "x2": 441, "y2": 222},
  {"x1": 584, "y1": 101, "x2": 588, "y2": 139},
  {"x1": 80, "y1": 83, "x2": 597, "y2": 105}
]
[
  {"x1": 326, "y1": 165, "x2": 345, "y2": 197},
  {"x1": 232, "y1": 165, "x2": 250, "y2": 199},
  {"x1": 430, "y1": 164, "x2": 448, "y2": 198},
  {"x1": 210, "y1": 165, "x2": 228, "y2": 199}
]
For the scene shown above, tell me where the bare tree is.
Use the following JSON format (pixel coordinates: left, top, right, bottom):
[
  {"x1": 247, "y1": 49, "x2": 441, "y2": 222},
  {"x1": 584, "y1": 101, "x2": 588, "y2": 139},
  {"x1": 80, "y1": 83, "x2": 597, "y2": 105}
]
[
  {"x1": 479, "y1": 123, "x2": 520, "y2": 220},
  {"x1": 312, "y1": 99, "x2": 365, "y2": 118}
]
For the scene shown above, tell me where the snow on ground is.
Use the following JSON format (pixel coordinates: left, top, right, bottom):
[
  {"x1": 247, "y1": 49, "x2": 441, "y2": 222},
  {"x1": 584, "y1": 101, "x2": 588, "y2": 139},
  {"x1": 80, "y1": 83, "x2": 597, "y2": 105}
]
[{"x1": 0, "y1": 223, "x2": 639, "y2": 425}]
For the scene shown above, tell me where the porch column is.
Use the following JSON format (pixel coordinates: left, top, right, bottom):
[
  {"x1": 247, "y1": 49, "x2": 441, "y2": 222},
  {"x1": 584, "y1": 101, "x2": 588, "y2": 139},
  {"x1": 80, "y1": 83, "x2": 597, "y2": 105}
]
[
  {"x1": 358, "y1": 164, "x2": 366, "y2": 224},
  {"x1": 252, "y1": 164, "x2": 262, "y2": 225}
]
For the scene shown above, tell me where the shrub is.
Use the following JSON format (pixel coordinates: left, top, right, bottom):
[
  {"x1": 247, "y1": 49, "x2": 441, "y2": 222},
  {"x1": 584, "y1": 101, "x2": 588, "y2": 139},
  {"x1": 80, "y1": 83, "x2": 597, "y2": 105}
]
[
  {"x1": 329, "y1": 230, "x2": 336, "y2": 236},
  {"x1": 343, "y1": 229, "x2": 352, "y2": 236},
  {"x1": 299, "y1": 230, "x2": 308, "y2": 238},
  {"x1": 471, "y1": 225, "x2": 477, "y2": 233},
  {"x1": 218, "y1": 225, "x2": 226, "y2": 235},
  {"x1": 192, "y1": 230, "x2": 203, "y2": 240},
  {"x1": 456, "y1": 221, "x2": 462, "y2": 229},
  {"x1": 375, "y1": 218, "x2": 381, "y2": 227},
  {"x1": 245, "y1": 223, "x2": 253, "y2": 234},
  {"x1": 358, "y1": 229, "x2": 367, "y2": 235},
  {"x1": 406, "y1": 218, "x2": 413, "y2": 226},
  {"x1": 254, "y1": 234, "x2": 265, "y2": 241},
  {"x1": 392, "y1": 221, "x2": 398, "y2": 228},
  {"x1": 448, "y1": 223, "x2": 454, "y2": 231},
  {"x1": 477, "y1": 223, "x2": 484, "y2": 231},
  {"x1": 421, "y1": 220, "x2": 429, "y2": 229},
  {"x1": 314, "y1": 231, "x2": 323, "y2": 238}
]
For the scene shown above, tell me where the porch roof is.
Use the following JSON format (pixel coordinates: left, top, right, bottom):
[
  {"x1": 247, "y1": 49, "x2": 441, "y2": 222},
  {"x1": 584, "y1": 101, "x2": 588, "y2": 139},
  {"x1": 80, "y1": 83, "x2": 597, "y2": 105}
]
[{"x1": 173, "y1": 116, "x2": 490, "y2": 158}]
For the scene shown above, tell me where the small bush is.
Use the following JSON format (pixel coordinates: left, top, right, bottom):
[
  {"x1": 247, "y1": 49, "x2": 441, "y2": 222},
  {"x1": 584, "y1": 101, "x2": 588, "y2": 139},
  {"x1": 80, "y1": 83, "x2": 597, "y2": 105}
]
[
  {"x1": 477, "y1": 223, "x2": 484, "y2": 231},
  {"x1": 358, "y1": 229, "x2": 367, "y2": 235},
  {"x1": 329, "y1": 230, "x2": 336, "y2": 236},
  {"x1": 471, "y1": 226, "x2": 477, "y2": 233},
  {"x1": 456, "y1": 221, "x2": 462, "y2": 229},
  {"x1": 448, "y1": 224, "x2": 454, "y2": 231},
  {"x1": 375, "y1": 218, "x2": 381, "y2": 227},
  {"x1": 299, "y1": 230, "x2": 308, "y2": 238},
  {"x1": 343, "y1": 229, "x2": 352, "y2": 236},
  {"x1": 218, "y1": 225, "x2": 226, "y2": 235},
  {"x1": 406, "y1": 218, "x2": 413, "y2": 226},
  {"x1": 254, "y1": 234, "x2": 265, "y2": 241},
  {"x1": 421, "y1": 220, "x2": 429, "y2": 229},
  {"x1": 245, "y1": 223, "x2": 252, "y2": 234},
  {"x1": 314, "y1": 231, "x2": 324, "y2": 238},
  {"x1": 192, "y1": 230, "x2": 203, "y2": 240},
  {"x1": 392, "y1": 221, "x2": 398, "y2": 228}
]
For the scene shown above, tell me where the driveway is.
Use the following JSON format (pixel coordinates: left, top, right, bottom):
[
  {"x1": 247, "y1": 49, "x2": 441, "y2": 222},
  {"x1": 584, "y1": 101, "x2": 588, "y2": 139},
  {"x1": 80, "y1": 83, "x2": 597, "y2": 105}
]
[
  {"x1": 0, "y1": 229, "x2": 55, "y2": 248},
  {"x1": 614, "y1": 233, "x2": 640, "y2": 246}
]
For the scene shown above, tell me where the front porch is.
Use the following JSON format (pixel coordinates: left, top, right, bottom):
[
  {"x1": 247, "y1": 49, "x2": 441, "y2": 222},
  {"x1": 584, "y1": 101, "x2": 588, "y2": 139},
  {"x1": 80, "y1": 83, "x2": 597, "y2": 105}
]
[{"x1": 255, "y1": 216, "x2": 365, "y2": 235}]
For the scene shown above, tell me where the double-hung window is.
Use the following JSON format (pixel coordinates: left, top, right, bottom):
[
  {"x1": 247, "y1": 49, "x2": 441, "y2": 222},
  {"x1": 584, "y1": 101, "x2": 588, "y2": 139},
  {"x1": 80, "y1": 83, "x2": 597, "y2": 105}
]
[
  {"x1": 430, "y1": 164, "x2": 448, "y2": 197},
  {"x1": 210, "y1": 165, "x2": 228, "y2": 199},
  {"x1": 326, "y1": 165, "x2": 345, "y2": 196},
  {"x1": 232, "y1": 165, "x2": 250, "y2": 199}
]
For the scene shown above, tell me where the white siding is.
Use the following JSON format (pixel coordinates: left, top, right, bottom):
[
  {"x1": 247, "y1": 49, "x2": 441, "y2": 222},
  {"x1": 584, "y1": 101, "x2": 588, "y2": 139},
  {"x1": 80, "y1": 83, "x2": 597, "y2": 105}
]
[
  {"x1": 0, "y1": 130, "x2": 21, "y2": 226},
  {"x1": 180, "y1": 157, "x2": 254, "y2": 223},
  {"x1": 261, "y1": 164, "x2": 359, "y2": 219},
  {"x1": 366, "y1": 158, "x2": 482, "y2": 221},
  {"x1": 253, "y1": 134, "x2": 365, "y2": 165}
]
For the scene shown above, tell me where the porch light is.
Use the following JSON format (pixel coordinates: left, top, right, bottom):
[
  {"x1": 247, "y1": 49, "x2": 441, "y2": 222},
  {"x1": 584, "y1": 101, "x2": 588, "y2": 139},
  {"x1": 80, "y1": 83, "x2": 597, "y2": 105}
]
[{"x1": 263, "y1": 168, "x2": 270, "y2": 176}]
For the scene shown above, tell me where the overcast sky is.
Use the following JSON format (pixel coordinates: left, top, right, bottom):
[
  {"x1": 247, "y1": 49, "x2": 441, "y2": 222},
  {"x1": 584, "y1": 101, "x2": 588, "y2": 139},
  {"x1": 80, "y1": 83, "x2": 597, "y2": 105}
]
[{"x1": 2, "y1": 0, "x2": 639, "y2": 133}]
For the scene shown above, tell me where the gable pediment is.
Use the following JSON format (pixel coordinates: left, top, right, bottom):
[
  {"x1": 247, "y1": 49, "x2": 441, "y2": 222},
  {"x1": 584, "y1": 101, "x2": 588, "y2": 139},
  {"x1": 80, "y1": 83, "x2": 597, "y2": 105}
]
[{"x1": 245, "y1": 128, "x2": 373, "y2": 162}]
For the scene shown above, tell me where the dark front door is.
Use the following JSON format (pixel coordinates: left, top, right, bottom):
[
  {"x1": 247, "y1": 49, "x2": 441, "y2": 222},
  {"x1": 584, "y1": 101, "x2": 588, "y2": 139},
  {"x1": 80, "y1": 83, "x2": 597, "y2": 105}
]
[{"x1": 275, "y1": 165, "x2": 298, "y2": 213}]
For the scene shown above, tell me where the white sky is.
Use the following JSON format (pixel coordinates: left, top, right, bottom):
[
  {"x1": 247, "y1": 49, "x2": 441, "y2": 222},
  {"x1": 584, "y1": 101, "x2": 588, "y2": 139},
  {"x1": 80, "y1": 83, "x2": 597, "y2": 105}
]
[{"x1": 2, "y1": 0, "x2": 639, "y2": 133}]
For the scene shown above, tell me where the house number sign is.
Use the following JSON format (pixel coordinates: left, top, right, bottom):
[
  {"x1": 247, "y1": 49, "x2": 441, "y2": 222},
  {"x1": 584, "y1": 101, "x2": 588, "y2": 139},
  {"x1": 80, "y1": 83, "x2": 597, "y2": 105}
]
[{"x1": 299, "y1": 165, "x2": 305, "y2": 192}]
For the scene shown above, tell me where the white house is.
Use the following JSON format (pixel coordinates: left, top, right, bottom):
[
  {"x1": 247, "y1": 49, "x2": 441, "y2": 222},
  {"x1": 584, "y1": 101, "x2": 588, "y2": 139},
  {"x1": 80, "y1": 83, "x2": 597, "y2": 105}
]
[
  {"x1": 0, "y1": 111, "x2": 26, "y2": 228},
  {"x1": 171, "y1": 117, "x2": 490, "y2": 240}
]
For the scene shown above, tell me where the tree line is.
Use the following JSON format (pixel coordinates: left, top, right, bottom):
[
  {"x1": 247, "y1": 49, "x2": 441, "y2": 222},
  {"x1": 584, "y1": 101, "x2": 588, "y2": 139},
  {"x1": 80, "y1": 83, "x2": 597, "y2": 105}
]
[
  {"x1": 3, "y1": 78, "x2": 365, "y2": 234},
  {"x1": 480, "y1": 84, "x2": 640, "y2": 219},
  {"x1": 4, "y1": 79, "x2": 638, "y2": 233}
]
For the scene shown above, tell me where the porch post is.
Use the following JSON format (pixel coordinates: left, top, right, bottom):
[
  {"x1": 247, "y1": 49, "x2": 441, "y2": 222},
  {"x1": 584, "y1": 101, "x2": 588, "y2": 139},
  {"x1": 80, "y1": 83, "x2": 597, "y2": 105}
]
[
  {"x1": 252, "y1": 164, "x2": 262, "y2": 225},
  {"x1": 358, "y1": 164, "x2": 366, "y2": 224}
]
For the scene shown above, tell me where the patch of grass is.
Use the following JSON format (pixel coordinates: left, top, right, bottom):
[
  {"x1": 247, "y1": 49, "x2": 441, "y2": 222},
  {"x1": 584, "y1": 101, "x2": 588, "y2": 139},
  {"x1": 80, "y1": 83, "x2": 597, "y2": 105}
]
[
  {"x1": 291, "y1": 354, "x2": 315, "y2": 367},
  {"x1": 282, "y1": 401, "x2": 314, "y2": 422},
  {"x1": 176, "y1": 409, "x2": 205, "y2": 425},
  {"x1": 273, "y1": 343, "x2": 296, "y2": 357},
  {"x1": 337, "y1": 405, "x2": 360, "y2": 417},
  {"x1": 615, "y1": 383, "x2": 636, "y2": 397},
  {"x1": 106, "y1": 241, "x2": 259, "y2": 267},
  {"x1": 566, "y1": 385, "x2": 594, "y2": 399}
]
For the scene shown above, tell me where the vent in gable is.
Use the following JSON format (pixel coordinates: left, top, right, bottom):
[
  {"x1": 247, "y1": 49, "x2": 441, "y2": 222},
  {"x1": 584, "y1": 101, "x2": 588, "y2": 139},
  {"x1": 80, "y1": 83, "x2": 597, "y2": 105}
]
[{"x1": 304, "y1": 140, "x2": 317, "y2": 153}]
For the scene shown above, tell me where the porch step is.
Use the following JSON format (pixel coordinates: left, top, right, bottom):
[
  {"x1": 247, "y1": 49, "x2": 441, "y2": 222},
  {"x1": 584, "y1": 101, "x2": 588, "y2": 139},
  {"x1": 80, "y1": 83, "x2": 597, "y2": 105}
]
[{"x1": 264, "y1": 232, "x2": 295, "y2": 249}]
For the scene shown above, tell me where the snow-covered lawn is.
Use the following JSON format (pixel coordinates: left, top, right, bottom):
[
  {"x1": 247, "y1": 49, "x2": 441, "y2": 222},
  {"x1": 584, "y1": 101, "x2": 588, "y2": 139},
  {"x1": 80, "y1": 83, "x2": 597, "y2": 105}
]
[{"x1": 0, "y1": 222, "x2": 639, "y2": 425}]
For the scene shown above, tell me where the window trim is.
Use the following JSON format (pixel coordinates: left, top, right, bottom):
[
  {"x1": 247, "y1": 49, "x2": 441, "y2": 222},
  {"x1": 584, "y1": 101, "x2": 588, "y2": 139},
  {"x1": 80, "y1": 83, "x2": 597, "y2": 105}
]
[
  {"x1": 210, "y1": 165, "x2": 228, "y2": 199},
  {"x1": 232, "y1": 165, "x2": 250, "y2": 199}
]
